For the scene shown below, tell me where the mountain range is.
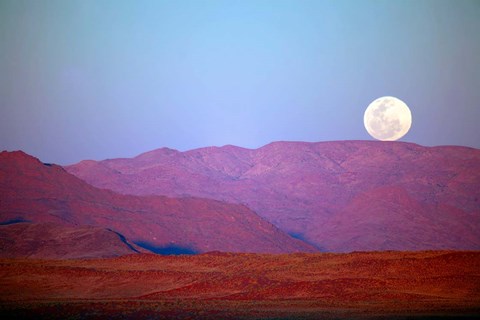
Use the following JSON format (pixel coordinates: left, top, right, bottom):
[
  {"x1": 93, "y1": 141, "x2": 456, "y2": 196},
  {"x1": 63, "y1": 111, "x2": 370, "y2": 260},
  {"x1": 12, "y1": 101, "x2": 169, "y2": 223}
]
[
  {"x1": 66, "y1": 140, "x2": 480, "y2": 252},
  {"x1": 1, "y1": 140, "x2": 479, "y2": 258},
  {"x1": 0, "y1": 150, "x2": 314, "y2": 258}
]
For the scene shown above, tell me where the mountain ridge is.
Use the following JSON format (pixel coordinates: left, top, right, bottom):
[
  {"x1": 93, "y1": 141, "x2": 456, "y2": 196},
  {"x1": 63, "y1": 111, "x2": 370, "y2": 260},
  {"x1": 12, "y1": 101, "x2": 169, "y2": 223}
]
[
  {"x1": 0, "y1": 150, "x2": 315, "y2": 257},
  {"x1": 66, "y1": 140, "x2": 480, "y2": 252}
]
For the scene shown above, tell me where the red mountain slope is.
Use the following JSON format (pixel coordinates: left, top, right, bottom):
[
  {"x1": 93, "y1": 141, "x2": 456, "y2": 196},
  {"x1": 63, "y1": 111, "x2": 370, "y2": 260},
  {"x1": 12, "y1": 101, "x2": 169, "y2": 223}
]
[
  {"x1": 0, "y1": 223, "x2": 140, "y2": 259},
  {"x1": 0, "y1": 151, "x2": 315, "y2": 255},
  {"x1": 66, "y1": 141, "x2": 480, "y2": 252}
]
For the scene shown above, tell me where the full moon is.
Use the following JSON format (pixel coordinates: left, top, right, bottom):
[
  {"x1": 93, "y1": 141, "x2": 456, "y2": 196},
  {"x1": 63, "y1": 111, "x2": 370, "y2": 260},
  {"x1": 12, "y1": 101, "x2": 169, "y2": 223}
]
[{"x1": 363, "y1": 96, "x2": 412, "y2": 141}]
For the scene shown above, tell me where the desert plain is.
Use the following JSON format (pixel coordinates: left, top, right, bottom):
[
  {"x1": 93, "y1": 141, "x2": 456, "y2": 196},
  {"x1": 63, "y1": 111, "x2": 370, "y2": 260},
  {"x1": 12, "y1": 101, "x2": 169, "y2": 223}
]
[{"x1": 1, "y1": 250, "x2": 480, "y2": 319}]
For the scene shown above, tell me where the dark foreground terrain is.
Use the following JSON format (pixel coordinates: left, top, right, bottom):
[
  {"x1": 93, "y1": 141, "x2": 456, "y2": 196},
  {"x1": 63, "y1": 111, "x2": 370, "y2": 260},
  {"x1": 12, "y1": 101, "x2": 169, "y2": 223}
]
[{"x1": 1, "y1": 250, "x2": 479, "y2": 319}]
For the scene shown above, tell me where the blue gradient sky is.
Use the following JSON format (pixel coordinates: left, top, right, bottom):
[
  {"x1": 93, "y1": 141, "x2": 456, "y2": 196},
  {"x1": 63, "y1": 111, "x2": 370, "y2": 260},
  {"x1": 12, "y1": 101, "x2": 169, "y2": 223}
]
[{"x1": 1, "y1": 0, "x2": 479, "y2": 164}]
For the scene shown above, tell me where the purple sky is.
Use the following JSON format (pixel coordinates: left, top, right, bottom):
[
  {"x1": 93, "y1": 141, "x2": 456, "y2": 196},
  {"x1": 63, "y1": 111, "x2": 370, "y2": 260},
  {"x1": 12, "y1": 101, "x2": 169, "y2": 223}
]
[{"x1": 1, "y1": 0, "x2": 479, "y2": 164}]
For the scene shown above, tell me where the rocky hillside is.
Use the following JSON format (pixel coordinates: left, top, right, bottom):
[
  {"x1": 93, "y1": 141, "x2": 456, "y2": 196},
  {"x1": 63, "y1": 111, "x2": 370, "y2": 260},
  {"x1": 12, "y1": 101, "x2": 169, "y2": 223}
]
[
  {"x1": 67, "y1": 141, "x2": 480, "y2": 251},
  {"x1": 0, "y1": 151, "x2": 315, "y2": 256}
]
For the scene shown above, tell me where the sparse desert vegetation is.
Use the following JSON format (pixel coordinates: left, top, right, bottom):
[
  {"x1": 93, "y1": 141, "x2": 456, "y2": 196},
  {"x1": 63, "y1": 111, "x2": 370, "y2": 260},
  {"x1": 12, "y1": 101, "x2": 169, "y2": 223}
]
[{"x1": 1, "y1": 251, "x2": 479, "y2": 319}]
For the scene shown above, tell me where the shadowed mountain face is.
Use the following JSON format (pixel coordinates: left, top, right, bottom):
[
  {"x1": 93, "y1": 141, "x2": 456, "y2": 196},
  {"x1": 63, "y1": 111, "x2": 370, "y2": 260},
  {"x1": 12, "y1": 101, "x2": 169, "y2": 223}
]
[
  {"x1": 66, "y1": 141, "x2": 480, "y2": 252},
  {"x1": 0, "y1": 151, "x2": 316, "y2": 256}
]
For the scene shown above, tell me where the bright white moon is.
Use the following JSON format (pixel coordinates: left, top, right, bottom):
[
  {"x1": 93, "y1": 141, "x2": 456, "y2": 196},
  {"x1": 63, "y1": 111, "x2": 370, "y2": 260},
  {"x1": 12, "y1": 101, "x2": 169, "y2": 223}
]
[{"x1": 364, "y1": 96, "x2": 412, "y2": 141}]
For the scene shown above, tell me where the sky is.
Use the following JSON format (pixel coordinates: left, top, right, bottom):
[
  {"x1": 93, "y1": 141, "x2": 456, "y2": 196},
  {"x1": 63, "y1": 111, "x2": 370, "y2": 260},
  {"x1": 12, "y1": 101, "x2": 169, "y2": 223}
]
[{"x1": 1, "y1": 0, "x2": 479, "y2": 164}]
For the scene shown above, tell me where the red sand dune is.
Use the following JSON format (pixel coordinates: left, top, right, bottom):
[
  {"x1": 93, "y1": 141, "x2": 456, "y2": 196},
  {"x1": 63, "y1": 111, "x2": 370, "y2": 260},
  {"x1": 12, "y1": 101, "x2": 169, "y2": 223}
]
[
  {"x1": 67, "y1": 141, "x2": 480, "y2": 251},
  {"x1": 0, "y1": 251, "x2": 479, "y2": 319},
  {"x1": 0, "y1": 150, "x2": 315, "y2": 255}
]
